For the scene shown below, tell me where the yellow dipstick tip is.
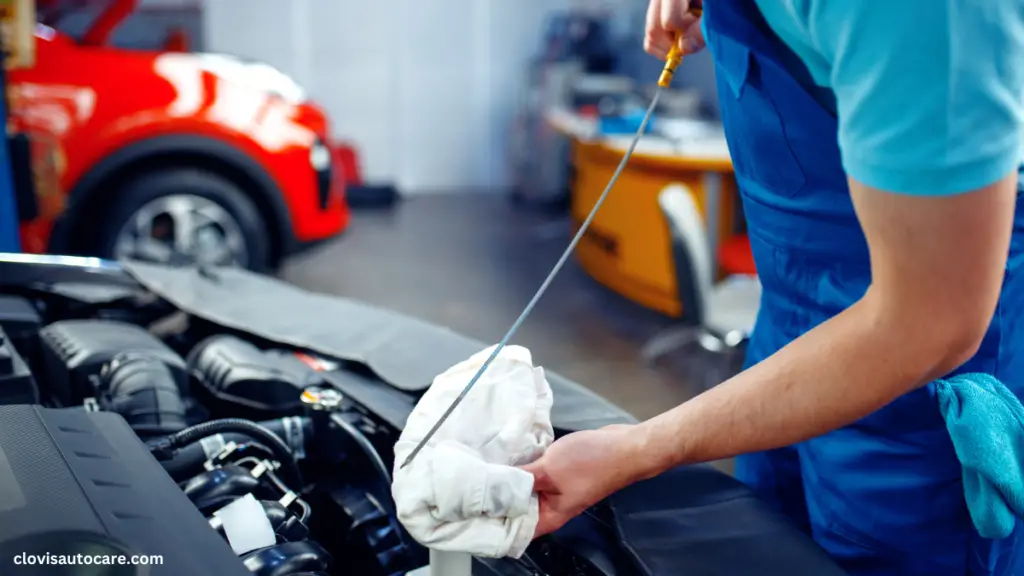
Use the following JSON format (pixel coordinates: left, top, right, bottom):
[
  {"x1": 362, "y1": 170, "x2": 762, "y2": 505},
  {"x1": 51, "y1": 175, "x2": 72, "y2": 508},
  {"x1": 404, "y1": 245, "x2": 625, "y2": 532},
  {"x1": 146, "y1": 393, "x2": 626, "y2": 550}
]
[{"x1": 658, "y1": 44, "x2": 685, "y2": 88}]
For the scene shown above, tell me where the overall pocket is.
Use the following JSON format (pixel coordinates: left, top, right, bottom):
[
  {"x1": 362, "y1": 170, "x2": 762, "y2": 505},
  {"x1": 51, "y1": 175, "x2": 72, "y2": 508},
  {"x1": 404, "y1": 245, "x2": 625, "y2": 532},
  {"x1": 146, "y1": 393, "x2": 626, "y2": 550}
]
[
  {"x1": 710, "y1": 33, "x2": 807, "y2": 198},
  {"x1": 799, "y1": 420, "x2": 972, "y2": 574}
]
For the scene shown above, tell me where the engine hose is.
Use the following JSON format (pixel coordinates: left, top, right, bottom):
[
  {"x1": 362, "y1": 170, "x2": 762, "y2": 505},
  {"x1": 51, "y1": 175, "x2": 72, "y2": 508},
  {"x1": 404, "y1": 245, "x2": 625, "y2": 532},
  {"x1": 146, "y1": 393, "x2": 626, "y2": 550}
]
[
  {"x1": 159, "y1": 417, "x2": 312, "y2": 480},
  {"x1": 336, "y1": 415, "x2": 391, "y2": 484},
  {"x1": 161, "y1": 438, "x2": 274, "y2": 481},
  {"x1": 242, "y1": 541, "x2": 331, "y2": 576},
  {"x1": 100, "y1": 352, "x2": 188, "y2": 436},
  {"x1": 150, "y1": 418, "x2": 303, "y2": 487},
  {"x1": 236, "y1": 457, "x2": 312, "y2": 524}
]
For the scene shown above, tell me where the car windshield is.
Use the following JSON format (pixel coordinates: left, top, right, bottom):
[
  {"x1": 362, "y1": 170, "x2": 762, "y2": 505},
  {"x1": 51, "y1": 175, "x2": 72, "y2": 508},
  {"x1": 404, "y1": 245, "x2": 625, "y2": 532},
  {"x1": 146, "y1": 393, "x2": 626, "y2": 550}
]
[
  {"x1": 37, "y1": 0, "x2": 91, "y2": 33},
  {"x1": 36, "y1": 0, "x2": 198, "y2": 51}
]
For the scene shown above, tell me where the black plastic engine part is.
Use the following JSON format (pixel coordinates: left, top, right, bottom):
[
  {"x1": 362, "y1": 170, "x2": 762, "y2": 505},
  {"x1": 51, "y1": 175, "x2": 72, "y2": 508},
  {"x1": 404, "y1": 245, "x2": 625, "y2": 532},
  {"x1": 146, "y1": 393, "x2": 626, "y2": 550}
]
[
  {"x1": 0, "y1": 405, "x2": 251, "y2": 576},
  {"x1": 150, "y1": 418, "x2": 303, "y2": 487},
  {"x1": 328, "y1": 412, "x2": 391, "y2": 486},
  {"x1": 165, "y1": 440, "x2": 277, "y2": 482},
  {"x1": 525, "y1": 511, "x2": 625, "y2": 576},
  {"x1": 259, "y1": 500, "x2": 311, "y2": 542},
  {"x1": 160, "y1": 416, "x2": 311, "y2": 481},
  {"x1": 187, "y1": 335, "x2": 325, "y2": 418},
  {"x1": 0, "y1": 295, "x2": 41, "y2": 362},
  {"x1": 38, "y1": 319, "x2": 186, "y2": 405},
  {"x1": 474, "y1": 558, "x2": 536, "y2": 576},
  {"x1": 98, "y1": 352, "x2": 188, "y2": 436},
  {"x1": 300, "y1": 409, "x2": 417, "y2": 574},
  {"x1": 327, "y1": 485, "x2": 408, "y2": 573},
  {"x1": 242, "y1": 541, "x2": 332, "y2": 576},
  {"x1": 182, "y1": 464, "x2": 268, "y2": 515},
  {"x1": 0, "y1": 326, "x2": 37, "y2": 405}
]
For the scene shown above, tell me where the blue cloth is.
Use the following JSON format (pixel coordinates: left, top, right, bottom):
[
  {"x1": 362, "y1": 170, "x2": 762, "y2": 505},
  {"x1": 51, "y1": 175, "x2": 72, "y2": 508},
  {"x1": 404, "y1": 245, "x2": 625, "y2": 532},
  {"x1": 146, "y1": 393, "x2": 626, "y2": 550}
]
[
  {"x1": 751, "y1": 0, "x2": 1024, "y2": 196},
  {"x1": 702, "y1": 1, "x2": 1024, "y2": 574},
  {"x1": 937, "y1": 373, "x2": 1024, "y2": 541}
]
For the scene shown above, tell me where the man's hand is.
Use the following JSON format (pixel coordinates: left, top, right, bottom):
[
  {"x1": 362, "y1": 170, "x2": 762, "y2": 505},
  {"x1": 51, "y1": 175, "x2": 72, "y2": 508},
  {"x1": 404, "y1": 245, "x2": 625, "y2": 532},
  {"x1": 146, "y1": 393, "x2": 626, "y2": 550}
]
[
  {"x1": 645, "y1": 0, "x2": 705, "y2": 59},
  {"x1": 521, "y1": 425, "x2": 642, "y2": 537}
]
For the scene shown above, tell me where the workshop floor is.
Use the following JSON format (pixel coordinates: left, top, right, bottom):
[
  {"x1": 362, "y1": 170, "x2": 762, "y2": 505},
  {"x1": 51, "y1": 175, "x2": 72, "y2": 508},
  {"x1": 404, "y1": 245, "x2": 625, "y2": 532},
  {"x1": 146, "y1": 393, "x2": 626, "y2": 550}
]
[{"x1": 281, "y1": 194, "x2": 740, "y2": 465}]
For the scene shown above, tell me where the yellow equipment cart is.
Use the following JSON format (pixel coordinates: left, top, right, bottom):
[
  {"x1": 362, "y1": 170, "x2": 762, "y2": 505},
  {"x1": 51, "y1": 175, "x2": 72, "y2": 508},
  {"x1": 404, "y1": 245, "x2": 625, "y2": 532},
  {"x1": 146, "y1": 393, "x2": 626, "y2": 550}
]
[{"x1": 550, "y1": 109, "x2": 745, "y2": 318}]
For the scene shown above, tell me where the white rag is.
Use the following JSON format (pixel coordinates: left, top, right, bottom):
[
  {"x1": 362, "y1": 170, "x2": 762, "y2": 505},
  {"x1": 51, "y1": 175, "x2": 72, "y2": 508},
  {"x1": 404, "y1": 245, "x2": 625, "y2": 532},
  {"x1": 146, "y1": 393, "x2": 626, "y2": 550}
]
[{"x1": 392, "y1": 345, "x2": 554, "y2": 559}]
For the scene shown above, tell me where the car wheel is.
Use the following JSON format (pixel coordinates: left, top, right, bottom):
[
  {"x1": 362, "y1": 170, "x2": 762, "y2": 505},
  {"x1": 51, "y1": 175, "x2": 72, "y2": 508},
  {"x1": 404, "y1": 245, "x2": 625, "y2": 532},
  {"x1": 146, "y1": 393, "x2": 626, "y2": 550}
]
[{"x1": 96, "y1": 169, "x2": 270, "y2": 271}]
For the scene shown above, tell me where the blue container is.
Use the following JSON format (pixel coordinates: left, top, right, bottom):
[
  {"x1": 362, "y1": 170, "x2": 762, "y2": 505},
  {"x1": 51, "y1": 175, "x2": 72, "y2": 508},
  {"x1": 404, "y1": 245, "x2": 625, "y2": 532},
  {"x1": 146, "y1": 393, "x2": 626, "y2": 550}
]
[{"x1": 598, "y1": 111, "x2": 657, "y2": 135}]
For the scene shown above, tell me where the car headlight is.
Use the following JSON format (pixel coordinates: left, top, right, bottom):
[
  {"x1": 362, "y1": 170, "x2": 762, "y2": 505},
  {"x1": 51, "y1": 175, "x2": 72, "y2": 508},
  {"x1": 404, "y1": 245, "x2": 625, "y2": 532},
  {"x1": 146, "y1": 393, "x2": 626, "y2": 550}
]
[
  {"x1": 310, "y1": 139, "x2": 334, "y2": 209},
  {"x1": 310, "y1": 140, "x2": 332, "y2": 171}
]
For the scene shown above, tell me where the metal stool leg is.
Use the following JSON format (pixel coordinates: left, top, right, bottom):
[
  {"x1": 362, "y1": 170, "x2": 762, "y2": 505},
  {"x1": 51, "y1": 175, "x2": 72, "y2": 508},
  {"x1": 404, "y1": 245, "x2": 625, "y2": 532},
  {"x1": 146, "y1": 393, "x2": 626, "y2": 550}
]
[{"x1": 641, "y1": 325, "x2": 701, "y2": 363}]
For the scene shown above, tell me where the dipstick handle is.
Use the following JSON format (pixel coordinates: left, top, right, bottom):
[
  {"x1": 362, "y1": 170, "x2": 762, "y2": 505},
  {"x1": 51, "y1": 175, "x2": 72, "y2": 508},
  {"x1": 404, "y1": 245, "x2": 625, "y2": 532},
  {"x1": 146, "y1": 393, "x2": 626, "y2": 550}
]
[
  {"x1": 657, "y1": 43, "x2": 685, "y2": 89},
  {"x1": 656, "y1": 6, "x2": 704, "y2": 89}
]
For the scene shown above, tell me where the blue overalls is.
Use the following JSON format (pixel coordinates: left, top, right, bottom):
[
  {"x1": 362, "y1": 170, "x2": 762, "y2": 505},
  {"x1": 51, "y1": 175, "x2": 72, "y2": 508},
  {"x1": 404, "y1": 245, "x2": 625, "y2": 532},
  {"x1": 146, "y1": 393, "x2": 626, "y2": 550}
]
[{"x1": 702, "y1": 1, "x2": 1024, "y2": 574}]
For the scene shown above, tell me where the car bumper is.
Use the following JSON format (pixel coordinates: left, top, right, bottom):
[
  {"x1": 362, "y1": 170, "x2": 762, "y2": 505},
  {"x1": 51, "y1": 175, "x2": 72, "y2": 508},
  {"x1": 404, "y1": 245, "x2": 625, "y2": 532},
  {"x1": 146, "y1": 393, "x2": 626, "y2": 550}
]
[{"x1": 282, "y1": 142, "x2": 351, "y2": 251}]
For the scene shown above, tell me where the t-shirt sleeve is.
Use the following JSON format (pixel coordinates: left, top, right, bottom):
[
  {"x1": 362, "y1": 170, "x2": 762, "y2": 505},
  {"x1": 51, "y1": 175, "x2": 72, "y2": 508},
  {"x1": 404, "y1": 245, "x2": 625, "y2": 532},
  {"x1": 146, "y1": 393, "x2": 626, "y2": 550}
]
[{"x1": 808, "y1": 0, "x2": 1024, "y2": 195}]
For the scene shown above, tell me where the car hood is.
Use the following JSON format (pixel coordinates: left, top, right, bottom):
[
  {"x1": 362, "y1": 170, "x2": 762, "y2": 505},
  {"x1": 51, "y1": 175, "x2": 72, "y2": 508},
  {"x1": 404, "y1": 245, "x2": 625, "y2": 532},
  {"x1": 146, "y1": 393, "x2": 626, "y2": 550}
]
[
  {"x1": 190, "y1": 52, "x2": 307, "y2": 104},
  {"x1": 119, "y1": 261, "x2": 637, "y2": 432}
]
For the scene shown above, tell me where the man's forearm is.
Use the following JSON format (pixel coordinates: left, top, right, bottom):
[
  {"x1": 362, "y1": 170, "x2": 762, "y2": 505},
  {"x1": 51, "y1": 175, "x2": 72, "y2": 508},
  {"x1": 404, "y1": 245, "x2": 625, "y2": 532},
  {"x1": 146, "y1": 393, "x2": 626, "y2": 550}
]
[{"x1": 627, "y1": 292, "x2": 976, "y2": 482}]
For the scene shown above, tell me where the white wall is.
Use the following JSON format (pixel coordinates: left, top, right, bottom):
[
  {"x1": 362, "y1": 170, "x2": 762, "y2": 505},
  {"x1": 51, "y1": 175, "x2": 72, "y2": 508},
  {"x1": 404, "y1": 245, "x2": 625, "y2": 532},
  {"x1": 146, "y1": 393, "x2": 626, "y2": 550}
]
[
  {"x1": 203, "y1": 1, "x2": 724, "y2": 195},
  {"x1": 204, "y1": 0, "x2": 580, "y2": 194}
]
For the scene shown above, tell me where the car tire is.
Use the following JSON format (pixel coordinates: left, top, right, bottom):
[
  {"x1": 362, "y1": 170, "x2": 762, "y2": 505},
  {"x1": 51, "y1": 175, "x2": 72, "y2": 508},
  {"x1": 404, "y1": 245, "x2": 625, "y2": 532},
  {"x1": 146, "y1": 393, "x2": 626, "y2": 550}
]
[{"x1": 95, "y1": 168, "x2": 271, "y2": 272}]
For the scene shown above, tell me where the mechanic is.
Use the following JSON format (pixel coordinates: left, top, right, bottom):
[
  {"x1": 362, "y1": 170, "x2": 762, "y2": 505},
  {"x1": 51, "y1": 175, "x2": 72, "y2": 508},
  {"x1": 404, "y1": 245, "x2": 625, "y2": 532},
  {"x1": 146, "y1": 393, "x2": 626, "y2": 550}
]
[{"x1": 522, "y1": 1, "x2": 1024, "y2": 574}]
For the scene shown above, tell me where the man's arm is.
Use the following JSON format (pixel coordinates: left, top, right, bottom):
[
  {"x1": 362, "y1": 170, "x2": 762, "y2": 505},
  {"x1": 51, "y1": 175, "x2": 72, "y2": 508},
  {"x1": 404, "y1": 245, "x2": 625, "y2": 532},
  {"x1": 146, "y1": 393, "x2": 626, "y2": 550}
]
[
  {"x1": 626, "y1": 0, "x2": 1024, "y2": 480},
  {"x1": 629, "y1": 176, "x2": 1017, "y2": 479}
]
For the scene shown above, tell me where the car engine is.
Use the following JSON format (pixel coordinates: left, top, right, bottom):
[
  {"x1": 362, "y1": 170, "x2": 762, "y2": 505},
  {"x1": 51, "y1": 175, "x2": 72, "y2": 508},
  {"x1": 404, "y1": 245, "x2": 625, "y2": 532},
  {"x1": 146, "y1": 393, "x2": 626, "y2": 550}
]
[
  {"x1": 0, "y1": 294, "x2": 615, "y2": 576},
  {"x1": 0, "y1": 312, "x2": 406, "y2": 575}
]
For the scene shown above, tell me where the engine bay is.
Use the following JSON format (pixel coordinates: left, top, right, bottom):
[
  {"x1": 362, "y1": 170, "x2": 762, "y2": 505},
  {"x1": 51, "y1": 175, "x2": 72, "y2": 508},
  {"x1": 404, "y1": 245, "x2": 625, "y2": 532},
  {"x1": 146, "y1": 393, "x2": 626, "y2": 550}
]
[
  {"x1": 0, "y1": 257, "x2": 849, "y2": 576},
  {"x1": 0, "y1": 291, "x2": 642, "y2": 576}
]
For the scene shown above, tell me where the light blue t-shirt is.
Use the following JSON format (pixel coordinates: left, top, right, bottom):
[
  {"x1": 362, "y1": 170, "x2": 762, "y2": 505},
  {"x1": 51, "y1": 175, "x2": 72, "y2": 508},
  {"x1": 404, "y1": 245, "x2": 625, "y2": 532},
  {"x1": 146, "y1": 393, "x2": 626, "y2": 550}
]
[{"x1": 747, "y1": 0, "x2": 1024, "y2": 196}]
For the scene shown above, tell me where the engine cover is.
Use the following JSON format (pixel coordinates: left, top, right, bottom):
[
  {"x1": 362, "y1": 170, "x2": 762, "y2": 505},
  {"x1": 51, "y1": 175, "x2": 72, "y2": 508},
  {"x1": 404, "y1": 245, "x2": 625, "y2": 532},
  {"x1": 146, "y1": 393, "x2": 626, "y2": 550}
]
[
  {"x1": 38, "y1": 320, "x2": 187, "y2": 406},
  {"x1": 0, "y1": 405, "x2": 250, "y2": 576}
]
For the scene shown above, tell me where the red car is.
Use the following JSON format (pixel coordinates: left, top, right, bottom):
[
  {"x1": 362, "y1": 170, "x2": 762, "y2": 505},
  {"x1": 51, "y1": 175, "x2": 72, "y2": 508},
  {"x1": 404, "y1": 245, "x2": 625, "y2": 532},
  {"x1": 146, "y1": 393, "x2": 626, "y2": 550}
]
[{"x1": 9, "y1": 0, "x2": 350, "y2": 271}]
